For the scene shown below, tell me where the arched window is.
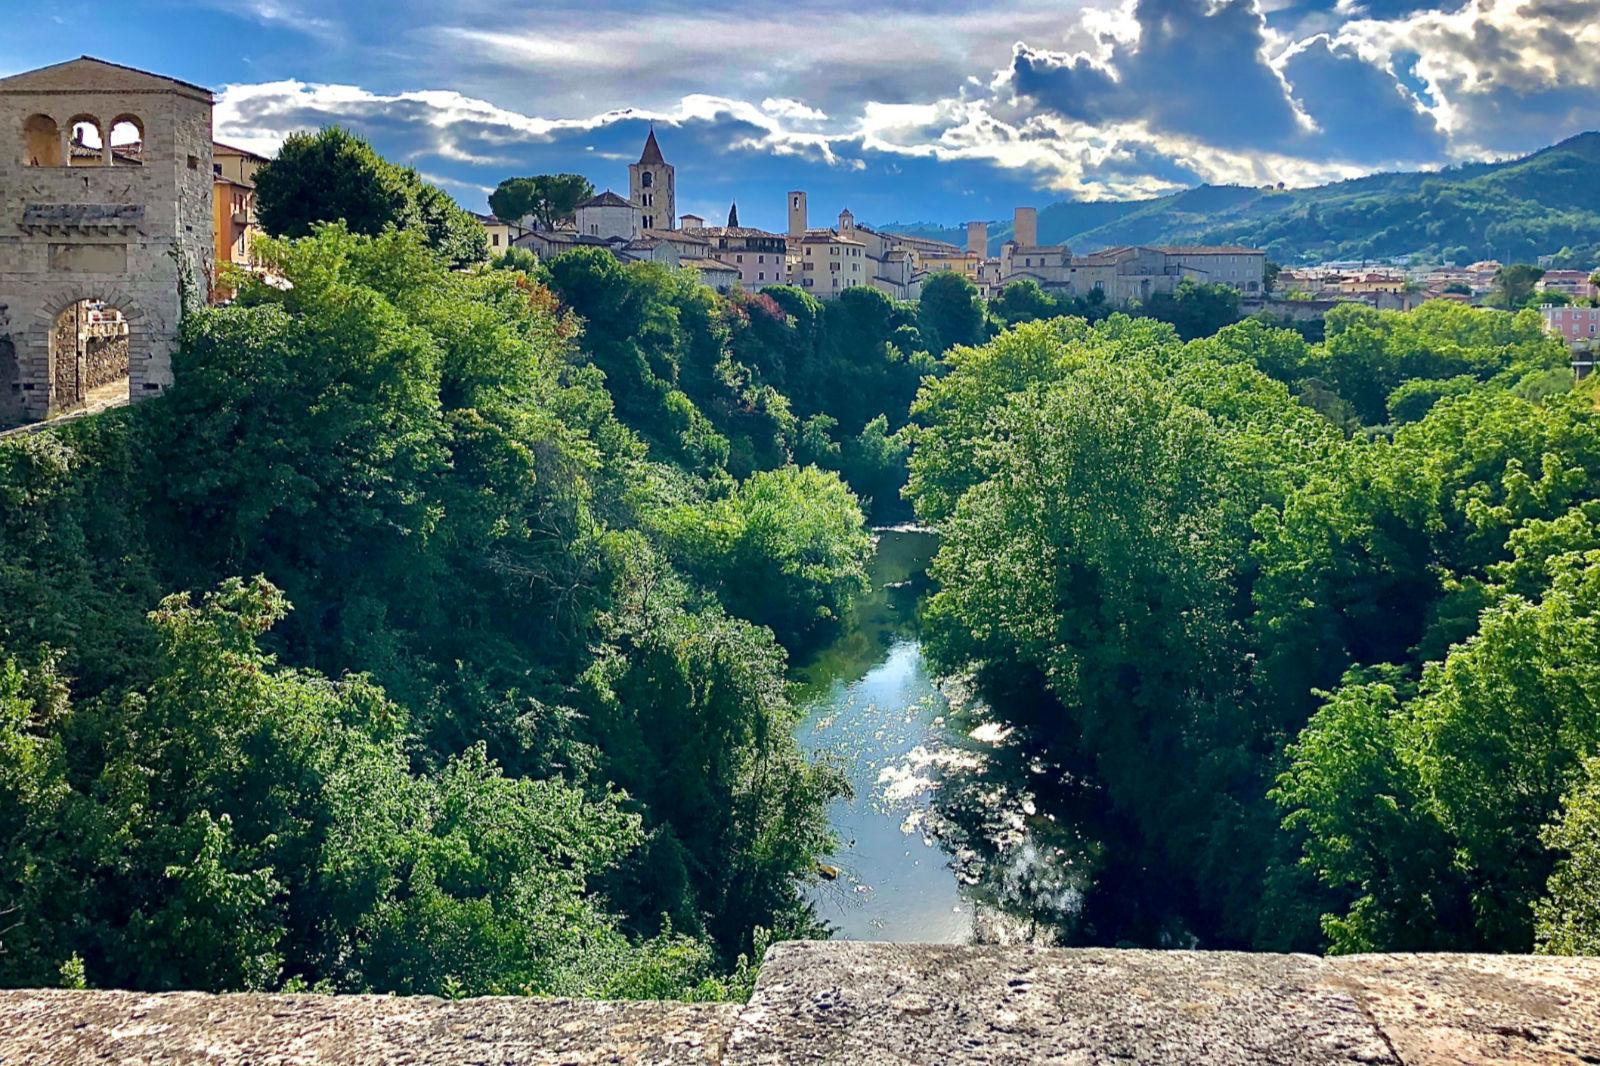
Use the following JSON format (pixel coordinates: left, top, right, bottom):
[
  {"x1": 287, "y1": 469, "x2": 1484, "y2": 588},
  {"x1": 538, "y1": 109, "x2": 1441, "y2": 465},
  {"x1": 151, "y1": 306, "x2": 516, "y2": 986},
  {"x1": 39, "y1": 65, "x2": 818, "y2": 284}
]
[
  {"x1": 65, "y1": 114, "x2": 104, "y2": 166},
  {"x1": 23, "y1": 114, "x2": 60, "y2": 166},
  {"x1": 641, "y1": 171, "x2": 653, "y2": 188},
  {"x1": 109, "y1": 115, "x2": 144, "y2": 165}
]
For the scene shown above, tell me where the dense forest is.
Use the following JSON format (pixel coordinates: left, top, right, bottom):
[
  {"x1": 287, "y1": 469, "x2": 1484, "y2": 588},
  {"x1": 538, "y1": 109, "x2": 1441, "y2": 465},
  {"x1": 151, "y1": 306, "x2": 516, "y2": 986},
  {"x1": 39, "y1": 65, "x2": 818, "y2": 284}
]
[
  {"x1": 4, "y1": 129, "x2": 1599, "y2": 1000},
  {"x1": 0, "y1": 215, "x2": 968, "y2": 996},
  {"x1": 889, "y1": 131, "x2": 1600, "y2": 267},
  {"x1": 906, "y1": 299, "x2": 1600, "y2": 954}
]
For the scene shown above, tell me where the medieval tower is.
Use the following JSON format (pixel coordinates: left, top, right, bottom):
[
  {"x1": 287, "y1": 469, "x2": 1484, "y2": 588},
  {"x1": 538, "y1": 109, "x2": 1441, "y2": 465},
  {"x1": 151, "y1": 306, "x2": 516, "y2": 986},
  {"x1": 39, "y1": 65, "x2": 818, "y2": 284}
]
[
  {"x1": 628, "y1": 127, "x2": 674, "y2": 231},
  {"x1": 0, "y1": 56, "x2": 213, "y2": 424}
]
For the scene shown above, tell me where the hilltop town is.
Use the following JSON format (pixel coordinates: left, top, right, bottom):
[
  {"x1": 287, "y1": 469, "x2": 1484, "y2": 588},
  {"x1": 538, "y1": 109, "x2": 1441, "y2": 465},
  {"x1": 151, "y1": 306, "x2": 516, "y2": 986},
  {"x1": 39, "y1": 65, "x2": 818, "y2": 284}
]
[{"x1": 492, "y1": 127, "x2": 1269, "y2": 307}]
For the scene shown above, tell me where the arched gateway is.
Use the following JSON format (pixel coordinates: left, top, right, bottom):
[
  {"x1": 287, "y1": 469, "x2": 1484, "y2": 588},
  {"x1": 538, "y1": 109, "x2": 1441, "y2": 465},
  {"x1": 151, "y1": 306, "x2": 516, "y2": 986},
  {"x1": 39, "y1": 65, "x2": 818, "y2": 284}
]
[{"x1": 0, "y1": 56, "x2": 214, "y2": 426}]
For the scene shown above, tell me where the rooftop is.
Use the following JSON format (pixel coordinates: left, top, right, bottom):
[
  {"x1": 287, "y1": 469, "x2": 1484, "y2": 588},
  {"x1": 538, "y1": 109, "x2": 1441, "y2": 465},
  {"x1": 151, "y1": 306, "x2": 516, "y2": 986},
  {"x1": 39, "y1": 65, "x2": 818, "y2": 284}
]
[
  {"x1": 577, "y1": 190, "x2": 639, "y2": 210},
  {"x1": 639, "y1": 127, "x2": 667, "y2": 166}
]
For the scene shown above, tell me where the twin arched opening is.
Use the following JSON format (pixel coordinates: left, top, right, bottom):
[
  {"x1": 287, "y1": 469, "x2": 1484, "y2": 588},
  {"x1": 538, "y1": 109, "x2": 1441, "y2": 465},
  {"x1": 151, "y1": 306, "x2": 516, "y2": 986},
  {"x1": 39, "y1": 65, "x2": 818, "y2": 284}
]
[{"x1": 22, "y1": 112, "x2": 144, "y2": 167}]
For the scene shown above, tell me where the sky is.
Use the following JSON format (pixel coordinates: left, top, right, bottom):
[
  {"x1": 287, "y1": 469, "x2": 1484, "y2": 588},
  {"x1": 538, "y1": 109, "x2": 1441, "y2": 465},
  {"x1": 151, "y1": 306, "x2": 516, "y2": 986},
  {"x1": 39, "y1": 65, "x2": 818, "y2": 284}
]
[{"x1": 3, "y1": 0, "x2": 1598, "y2": 231}]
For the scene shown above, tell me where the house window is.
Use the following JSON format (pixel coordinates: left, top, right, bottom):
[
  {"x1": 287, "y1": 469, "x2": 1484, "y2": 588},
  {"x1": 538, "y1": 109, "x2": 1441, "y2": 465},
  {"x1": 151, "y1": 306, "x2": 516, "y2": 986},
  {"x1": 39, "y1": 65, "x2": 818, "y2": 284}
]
[
  {"x1": 737, "y1": 254, "x2": 743, "y2": 263},
  {"x1": 492, "y1": 233, "x2": 500, "y2": 247}
]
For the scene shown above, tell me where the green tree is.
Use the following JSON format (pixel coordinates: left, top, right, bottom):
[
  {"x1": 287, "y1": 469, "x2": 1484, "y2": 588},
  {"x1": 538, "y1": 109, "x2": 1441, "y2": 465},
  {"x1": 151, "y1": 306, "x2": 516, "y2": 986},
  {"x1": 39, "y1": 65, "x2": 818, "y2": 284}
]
[
  {"x1": 255, "y1": 128, "x2": 486, "y2": 268},
  {"x1": 489, "y1": 174, "x2": 596, "y2": 230},
  {"x1": 652, "y1": 465, "x2": 871, "y2": 644},
  {"x1": 918, "y1": 271, "x2": 986, "y2": 354},
  {"x1": 1490, "y1": 263, "x2": 1545, "y2": 309}
]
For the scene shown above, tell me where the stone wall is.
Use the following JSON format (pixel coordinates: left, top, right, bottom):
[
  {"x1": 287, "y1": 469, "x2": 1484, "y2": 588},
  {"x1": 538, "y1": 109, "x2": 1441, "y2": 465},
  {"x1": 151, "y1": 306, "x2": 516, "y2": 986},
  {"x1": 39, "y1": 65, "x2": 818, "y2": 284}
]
[
  {"x1": 3, "y1": 943, "x2": 1597, "y2": 1065},
  {"x1": 84, "y1": 331, "x2": 128, "y2": 389}
]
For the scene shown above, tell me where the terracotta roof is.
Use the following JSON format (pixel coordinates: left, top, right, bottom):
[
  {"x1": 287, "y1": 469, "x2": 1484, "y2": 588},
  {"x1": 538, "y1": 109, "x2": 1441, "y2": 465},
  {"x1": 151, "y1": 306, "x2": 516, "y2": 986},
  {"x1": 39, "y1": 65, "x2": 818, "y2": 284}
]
[
  {"x1": 692, "y1": 226, "x2": 786, "y2": 241},
  {"x1": 213, "y1": 141, "x2": 269, "y2": 161},
  {"x1": 642, "y1": 228, "x2": 709, "y2": 244},
  {"x1": 577, "y1": 190, "x2": 638, "y2": 210},
  {"x1": 639, "y1": 127, "x2": 666, "y2": 166},
  {"x1": 680, "y1": 257, "x2": 738, "y2": 272}
]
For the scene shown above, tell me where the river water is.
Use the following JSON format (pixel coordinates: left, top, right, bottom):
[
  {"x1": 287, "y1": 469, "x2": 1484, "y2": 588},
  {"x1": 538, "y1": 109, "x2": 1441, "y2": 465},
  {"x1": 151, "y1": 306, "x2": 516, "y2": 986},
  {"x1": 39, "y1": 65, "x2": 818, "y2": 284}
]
[{"x1": 792, "y1": 529, "x2": 1096, "y2": 944}]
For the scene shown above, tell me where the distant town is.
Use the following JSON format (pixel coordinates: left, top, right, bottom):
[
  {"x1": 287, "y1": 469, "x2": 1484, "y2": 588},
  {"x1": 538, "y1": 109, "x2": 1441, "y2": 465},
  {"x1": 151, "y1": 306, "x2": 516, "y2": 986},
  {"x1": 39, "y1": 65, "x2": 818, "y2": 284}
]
[
  {"x1": 4, "y1": 56, "x2": 1598, "y2": 429},
  {"x1": 478, "y1": 127, "x2": 1599, "y2": 371}
]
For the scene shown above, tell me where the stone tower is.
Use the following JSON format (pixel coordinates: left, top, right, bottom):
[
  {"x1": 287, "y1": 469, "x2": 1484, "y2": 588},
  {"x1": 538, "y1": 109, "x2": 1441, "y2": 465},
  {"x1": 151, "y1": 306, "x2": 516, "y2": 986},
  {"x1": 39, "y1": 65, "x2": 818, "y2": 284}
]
[
  {"x1": 1013, "y1": 206, "x2": 1038, "y2": 248},
  {"x1": 628, "y1": 126, "x2": 674, "y2": 231},
  {"x1": 788, "y1": 191, "x2": 807, "y2": 239},
  {"x1": 0, "y1": 56, "x2": 213, "y2": 424}
]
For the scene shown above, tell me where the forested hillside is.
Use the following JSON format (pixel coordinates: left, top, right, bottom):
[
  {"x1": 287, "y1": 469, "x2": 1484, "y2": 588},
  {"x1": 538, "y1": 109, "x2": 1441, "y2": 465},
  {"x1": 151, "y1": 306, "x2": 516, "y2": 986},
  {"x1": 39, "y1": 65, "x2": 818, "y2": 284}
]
[
  {"x1": 906, "y1": 299, "x2": 1600, "y2": 954},
  {"x1": 886, "y1": 132, "x2": 1600, "y2": 266}
]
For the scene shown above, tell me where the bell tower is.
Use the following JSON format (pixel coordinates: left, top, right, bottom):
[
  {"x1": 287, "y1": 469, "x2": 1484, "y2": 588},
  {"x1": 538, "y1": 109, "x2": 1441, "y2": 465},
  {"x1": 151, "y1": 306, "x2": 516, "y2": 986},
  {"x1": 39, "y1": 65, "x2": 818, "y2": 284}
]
[{"x1": 628, "y1": 125, "x2": 674, "y2": 231}]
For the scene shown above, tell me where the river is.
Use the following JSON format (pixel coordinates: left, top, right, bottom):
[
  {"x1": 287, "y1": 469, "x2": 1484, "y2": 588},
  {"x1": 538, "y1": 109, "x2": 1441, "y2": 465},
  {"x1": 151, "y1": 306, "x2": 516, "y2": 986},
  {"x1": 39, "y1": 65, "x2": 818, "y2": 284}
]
[{"x1": 792, "y1": 529, "x2": 1096, "y2": 944}]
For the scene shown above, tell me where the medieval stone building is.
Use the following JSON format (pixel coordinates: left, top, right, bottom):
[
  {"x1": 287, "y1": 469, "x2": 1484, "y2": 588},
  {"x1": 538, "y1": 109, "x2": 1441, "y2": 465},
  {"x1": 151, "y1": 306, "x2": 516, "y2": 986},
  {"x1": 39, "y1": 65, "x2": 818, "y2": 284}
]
[{"x1": 0, "y1": 56, "x2": 214, "y2": 425}]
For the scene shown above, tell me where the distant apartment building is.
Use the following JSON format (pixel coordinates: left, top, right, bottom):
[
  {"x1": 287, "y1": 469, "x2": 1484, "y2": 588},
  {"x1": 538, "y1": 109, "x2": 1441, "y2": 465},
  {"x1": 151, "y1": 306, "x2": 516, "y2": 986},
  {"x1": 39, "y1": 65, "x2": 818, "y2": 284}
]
[
  {"x1": 1336, "y1": 272, "x2": 1406, "y2": 295},
  {"x1": 1539, "y1": 269, "x2": 1599, "y2": 300},
  {"x1": 1542, "y1": 305, "x2": 1600, "y2": 345}
]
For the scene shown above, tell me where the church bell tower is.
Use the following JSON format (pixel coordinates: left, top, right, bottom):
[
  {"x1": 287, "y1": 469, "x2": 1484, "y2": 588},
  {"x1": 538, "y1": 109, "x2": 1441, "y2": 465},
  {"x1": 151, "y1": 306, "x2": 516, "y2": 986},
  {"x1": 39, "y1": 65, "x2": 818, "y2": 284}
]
[{"x1": 629, "y1": 126, "x2": 675, "y2": 231}]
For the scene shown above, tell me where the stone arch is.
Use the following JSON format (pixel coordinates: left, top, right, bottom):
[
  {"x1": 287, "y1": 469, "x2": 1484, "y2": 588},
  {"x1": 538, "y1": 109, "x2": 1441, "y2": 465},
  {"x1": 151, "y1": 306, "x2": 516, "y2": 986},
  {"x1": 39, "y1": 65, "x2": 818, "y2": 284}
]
[
  {"x1": 64, "y1": 112, "x2": 106, "y2": 166},
  {"x1": 108, "y1": 113, "x2": 144, "y2": 164},
  {"x1": 20, "y1": 285, "x2": 150, "y2": 416},
  {"x1": 22, "y1": 113, "x2": 60, "y2": 166}
]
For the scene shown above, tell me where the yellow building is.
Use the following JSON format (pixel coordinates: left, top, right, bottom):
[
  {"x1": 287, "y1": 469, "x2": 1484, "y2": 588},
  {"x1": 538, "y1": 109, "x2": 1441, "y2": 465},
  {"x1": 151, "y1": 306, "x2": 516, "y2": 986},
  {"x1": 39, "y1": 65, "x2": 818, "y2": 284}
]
[
  {"x1": 473, "y1": 213, "x2": 530, "y2": 258},
  {"x1": 211, "y1": 141, "x2": 266, "y2": 296}
]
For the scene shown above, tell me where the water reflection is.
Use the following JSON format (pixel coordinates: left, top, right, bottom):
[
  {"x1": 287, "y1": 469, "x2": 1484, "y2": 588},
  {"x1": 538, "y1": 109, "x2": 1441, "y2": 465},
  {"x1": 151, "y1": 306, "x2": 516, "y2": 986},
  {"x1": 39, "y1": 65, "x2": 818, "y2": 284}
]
[{"x1": 794, "y1": 530, "x2": 1098, "y2": 945}]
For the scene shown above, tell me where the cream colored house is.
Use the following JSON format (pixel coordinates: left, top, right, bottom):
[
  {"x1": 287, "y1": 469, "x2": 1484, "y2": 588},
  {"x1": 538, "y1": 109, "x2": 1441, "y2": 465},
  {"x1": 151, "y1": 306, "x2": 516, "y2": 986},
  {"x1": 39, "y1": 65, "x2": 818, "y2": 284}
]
[{"x1": 473, "y1": 213, "x2": 529, "y2": 258}]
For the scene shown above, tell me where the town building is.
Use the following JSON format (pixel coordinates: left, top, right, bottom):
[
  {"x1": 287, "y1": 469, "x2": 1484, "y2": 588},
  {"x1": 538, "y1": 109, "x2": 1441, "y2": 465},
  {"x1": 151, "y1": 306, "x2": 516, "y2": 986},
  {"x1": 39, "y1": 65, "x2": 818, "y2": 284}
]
[
  {"x1": 1541, "y1": 304, "x2": 1600, "y2": 346},
  {"x1": 574, "y1": 189, "x2": 642, "y2": 241},
  {"x1": 682, "y1": 222, "x2": 788, "y2": 290},
  {"x1": 211, "y1": 142, "x2": 265, "y2": 285},
  {"x1": 1541, "y1": 304, "x2": 1600, "y2": 380},
  {"x1": 1, "y1": 56, "x2": 214, "y2": 424},
  {"x1": 1538, "y1": 270, "x2": 1598, "y2": 301},
  {"x1": 472, "y1": 212, "x2": 529, "y2": 258}
]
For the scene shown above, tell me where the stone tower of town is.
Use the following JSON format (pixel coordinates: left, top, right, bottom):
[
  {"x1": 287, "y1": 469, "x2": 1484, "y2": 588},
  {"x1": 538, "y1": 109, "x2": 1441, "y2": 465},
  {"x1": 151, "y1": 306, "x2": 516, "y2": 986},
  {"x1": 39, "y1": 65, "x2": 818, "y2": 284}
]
[
  {"x1": 0, "y1": 56, "x2": 213, "y2": 424},
  {"x1": 628, "y1": 126, "x2": 674, "y2": 231},
  {"x1": 788, "y1": 190, "x2": 807, "y2": 238}
]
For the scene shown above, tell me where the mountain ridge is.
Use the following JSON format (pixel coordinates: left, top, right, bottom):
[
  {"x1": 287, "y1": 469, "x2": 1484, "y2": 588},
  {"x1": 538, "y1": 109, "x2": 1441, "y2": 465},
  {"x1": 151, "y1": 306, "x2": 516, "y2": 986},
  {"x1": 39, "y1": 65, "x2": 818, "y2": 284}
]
[{"x1": 882, "y1": 132, "x2": 1600, "y2": 267}]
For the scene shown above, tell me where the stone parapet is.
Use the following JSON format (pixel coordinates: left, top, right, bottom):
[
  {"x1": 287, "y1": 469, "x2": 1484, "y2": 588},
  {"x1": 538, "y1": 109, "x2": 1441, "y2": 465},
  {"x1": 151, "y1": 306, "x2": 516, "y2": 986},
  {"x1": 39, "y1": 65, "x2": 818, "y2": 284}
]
[{"x1": 2, "y1": 943, "x2": 1597, "y2": 1064}]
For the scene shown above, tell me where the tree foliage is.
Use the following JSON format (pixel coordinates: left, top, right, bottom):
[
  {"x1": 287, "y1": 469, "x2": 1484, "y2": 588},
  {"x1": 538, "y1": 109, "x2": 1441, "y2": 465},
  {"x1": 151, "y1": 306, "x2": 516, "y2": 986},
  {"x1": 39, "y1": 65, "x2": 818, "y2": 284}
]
[
  {"x1": 255, "y1": 128, "x2": 487, "y2": 268},
  {"x1": 906, "y1": 298, "x2": 1600, "y2": 953}
]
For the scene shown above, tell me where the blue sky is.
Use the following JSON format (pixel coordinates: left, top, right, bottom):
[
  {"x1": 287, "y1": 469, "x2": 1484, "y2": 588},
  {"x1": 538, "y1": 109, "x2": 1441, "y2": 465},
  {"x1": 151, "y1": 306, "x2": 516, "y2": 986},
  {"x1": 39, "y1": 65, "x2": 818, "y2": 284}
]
[{"x1": 4, "y1": 0, "x2": 1597, "y2": 231}]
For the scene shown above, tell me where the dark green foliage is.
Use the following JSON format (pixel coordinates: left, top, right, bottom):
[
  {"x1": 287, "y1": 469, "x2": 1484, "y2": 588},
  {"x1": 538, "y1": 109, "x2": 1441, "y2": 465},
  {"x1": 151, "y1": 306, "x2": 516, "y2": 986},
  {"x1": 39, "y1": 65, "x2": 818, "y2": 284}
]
[
  {"x1": 652, "y1": 466, "x2": 871, "y2": 645},
  {"x1": 918, "y1": 272, "x2": 986, "y2": 354},
  {"x1": 489, "y1": 174, "x2": 595, "y2": 230},
  {"x1": 255, "y1": 128, "x2": 487, "y2": 268},
  {"x1": 906, "y1": 299, "x2": 1600, "y2": 954},
  {"x1": 1138, "y1": 280, "x2": 1241, "y2": 341},
  {"x1": 0, "y1": 224, "x2": 856, "y2": 997}
]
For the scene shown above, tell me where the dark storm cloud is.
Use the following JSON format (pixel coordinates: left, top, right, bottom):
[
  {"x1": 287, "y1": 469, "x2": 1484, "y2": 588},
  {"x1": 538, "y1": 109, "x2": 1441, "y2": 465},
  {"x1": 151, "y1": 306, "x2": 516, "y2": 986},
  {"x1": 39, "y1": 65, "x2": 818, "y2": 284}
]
[
  {"x1": 1281, "y1": 37, "x2": 1446, "y2": 162},
  {"x1": 1010, "y1": 0, "x2": 1305, "y2": 149}
]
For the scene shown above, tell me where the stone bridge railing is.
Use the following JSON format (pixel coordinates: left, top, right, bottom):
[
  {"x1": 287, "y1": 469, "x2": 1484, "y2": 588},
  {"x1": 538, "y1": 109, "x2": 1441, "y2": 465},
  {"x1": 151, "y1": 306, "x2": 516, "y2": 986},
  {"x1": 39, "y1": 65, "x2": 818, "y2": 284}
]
[{"x1": 3, "y1": 942, "x2": 1597, "y2": 1064}]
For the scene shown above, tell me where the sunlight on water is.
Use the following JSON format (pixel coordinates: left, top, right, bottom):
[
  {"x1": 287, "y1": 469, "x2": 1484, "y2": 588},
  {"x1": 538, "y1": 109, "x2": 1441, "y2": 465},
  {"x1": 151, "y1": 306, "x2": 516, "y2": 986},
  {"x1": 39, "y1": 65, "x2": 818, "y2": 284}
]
[{"x1": 793, "y1": 529, "x2": 1092, "y2": 945}]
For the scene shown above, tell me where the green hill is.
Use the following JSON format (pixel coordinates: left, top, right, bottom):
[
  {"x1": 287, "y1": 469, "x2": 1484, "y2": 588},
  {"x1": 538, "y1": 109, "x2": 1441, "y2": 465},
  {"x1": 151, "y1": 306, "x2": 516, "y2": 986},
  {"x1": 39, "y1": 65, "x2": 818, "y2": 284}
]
[{"x1": 882, "y1": 132, "x2": 1600, "y2": 266}]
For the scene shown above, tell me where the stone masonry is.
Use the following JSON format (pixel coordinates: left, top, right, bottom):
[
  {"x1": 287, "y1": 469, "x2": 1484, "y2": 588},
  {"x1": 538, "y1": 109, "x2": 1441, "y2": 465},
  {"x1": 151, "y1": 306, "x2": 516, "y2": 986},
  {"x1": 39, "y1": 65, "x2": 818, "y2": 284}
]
[
  {"x1": 2, "y1": 942, "x2": 1598, "y2": 1064},
  {"x1": 0, "y1": 56, "x2": 214, "y2": 424}
]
